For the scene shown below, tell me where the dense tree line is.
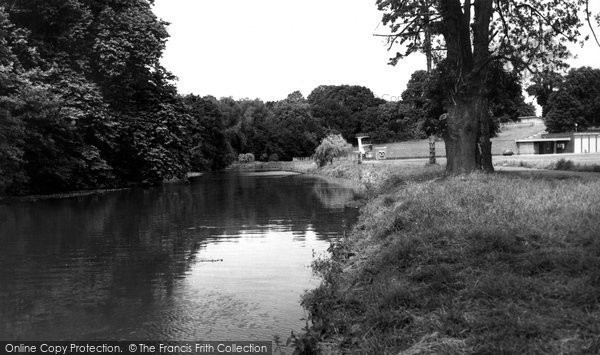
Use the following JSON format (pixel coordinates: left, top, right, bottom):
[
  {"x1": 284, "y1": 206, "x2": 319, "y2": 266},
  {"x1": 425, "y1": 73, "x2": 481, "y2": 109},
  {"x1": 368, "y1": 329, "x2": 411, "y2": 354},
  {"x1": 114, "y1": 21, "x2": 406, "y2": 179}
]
[
  {"x1": 528, "y1": 67, "x2": 600, "y2": 133},
  {"x1": 0, "y1": 0, "x2": 231, "y2": 195},
  {"x1": 205, "y1": 75, "x2": 533, "y2": 163},
  {"x1": 0, "y1": 0, "x2": 536, "y2": 196}
]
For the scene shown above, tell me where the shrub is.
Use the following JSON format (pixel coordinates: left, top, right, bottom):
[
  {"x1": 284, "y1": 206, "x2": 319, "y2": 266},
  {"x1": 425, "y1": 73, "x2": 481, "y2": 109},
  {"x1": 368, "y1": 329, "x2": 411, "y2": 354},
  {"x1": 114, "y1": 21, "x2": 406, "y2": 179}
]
[
  {"x1": 237, "y1": 153, "x2": 255, "y2": 163},
  {"x1": 268, "y1": 153, "x2": 279, "y2": 162},
  {"x1": 314, "y1": 134, "x2": 351, "y2": 167},
  {"x1": 554, "y1": 158, "x2": 574, "y2": 171}
]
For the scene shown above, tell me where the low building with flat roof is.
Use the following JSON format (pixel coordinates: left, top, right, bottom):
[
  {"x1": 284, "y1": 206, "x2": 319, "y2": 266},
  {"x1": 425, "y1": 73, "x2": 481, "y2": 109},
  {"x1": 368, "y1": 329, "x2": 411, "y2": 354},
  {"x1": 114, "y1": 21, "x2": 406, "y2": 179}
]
[{"x1": 516, "y1": 131, "x2": 600, "y2": 155}]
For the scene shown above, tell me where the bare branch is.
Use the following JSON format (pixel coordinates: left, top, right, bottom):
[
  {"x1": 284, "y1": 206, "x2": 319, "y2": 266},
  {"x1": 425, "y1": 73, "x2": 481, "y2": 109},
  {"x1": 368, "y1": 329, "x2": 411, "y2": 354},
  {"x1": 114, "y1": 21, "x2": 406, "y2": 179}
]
[{"x1": 585, "y1": 0, "x2": 600, "y2": 47}]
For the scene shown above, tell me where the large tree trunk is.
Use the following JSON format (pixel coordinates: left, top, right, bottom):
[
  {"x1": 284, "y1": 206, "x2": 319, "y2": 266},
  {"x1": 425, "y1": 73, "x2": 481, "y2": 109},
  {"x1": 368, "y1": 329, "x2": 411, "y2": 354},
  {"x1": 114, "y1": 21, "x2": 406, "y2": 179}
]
[
  {"x1": 440, "y1": 0, "x2": 494, "y2": 175},
  {"x1": 444, "y1": 92, "x2": 495, "y2": 174},
  {"x1": 444, "y1": 95, "x2": 481, "y2": 174}
]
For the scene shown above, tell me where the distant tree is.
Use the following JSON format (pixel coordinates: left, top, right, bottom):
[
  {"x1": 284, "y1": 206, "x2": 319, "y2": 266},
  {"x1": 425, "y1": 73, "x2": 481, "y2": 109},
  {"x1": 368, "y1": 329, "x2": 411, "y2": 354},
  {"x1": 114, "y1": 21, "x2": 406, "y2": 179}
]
[
  {"x1": 183, "y1": 95, "x2": 235, "y2": 171},
  {"x1": 526, "y1": 70, "x2": 565, "y2": 117},
  {"x1": 401, "y1": 65, "x2": 529, "y2": 140},
  {"x1": 545, "y1": 67, "x2": 600, "y2": 132},
  {"x1": 308, "y1": 85, "x2": 384, "y2": 141},
  {"x1": 314, "y1": 134, "x2": 351, "y2": 167},
  {"x1": 362, "y1": 102, "x2": 423, "y2": 143},
  {"x1": 269, "y1": 93, "x2": 323, "y2": 160},
  {"x1": 402, "y1": 70, "x2": 431, "y2": 111},
  {"x1": 486, "y1": 63, "x2": 532, "y2": 123},
  {"x1": 517, "y1": 102, "x2": 537, "y2": 118},
  {"x1": 285, "y1": 90, "x2": 306, "y2": 103},
  {"x1": 401, "y1": 70, "x2": 446, "y2": 137},
  {"x1": 545, "y1": 91, "x2": 585, "y2": 133}
]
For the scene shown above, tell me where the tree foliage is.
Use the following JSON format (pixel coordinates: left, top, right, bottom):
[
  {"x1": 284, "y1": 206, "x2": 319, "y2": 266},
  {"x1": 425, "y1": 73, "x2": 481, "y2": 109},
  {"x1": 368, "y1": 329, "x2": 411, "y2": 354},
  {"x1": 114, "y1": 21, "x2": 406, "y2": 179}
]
[
  {"x1": 308, "y1": 85, "x2": 384, "y2": 141},
  {"x1": 183, "y1": 95, "x2": 235, "y2": 171},
  {"x1": 0, "y1": 0, "x2": 229, "y2": 195},
  {"x1": 314, "y1": 134, "x2": 351, "y2": 167},
  {"x1": 526, "y1": 70, "x2": 564, "y2": 117},
  {"x1": 401, "y1": 66, "x2": 535, "y2": 140},
  {"x1": 545, "y1": 67, "x2": 600, "y2": 132}
]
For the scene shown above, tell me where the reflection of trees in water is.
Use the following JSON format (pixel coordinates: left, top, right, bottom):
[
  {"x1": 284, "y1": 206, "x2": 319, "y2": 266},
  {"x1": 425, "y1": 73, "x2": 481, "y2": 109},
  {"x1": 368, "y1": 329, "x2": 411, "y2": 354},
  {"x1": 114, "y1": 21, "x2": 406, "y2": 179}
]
[
  {"x1": 311, "y1": 179, "x2": 355, "y2": 210},
  {"x1": 192, "y1": 173, "x2": 358, "y2": 239},
  {"x1": 0, "y1": 173, "x2": 358, "y2": 339},
  {"x1": 0, "y1": 187, "x2": 206, "y2": 339}
]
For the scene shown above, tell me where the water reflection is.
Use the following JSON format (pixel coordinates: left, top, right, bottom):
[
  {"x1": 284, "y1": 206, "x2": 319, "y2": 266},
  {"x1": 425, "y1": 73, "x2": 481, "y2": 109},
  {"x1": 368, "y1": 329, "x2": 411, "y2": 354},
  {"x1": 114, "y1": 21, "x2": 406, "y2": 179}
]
[{"x1": 0, "y1": 172, "x2": 358, "y2": 341}]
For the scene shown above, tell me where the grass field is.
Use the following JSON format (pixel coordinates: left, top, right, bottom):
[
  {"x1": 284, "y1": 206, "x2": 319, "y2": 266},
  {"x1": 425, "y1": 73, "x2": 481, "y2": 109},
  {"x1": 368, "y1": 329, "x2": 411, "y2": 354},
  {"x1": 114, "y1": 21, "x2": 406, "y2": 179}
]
[
  {"x1": 296, "y1": 164, "x2": 600, "y2": 354},
  {"x1": 496, "y1": 152, "x2": 600, "y2": 168},
  {"x1": 378, "y1": 122, "x2": 546, "y2": 158}
]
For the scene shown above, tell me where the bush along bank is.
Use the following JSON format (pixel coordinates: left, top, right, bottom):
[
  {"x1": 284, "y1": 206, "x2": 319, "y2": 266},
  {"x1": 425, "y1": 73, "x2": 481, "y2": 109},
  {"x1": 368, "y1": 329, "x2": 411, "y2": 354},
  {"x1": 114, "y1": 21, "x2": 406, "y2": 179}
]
[{"x1": 298, "y1": 172, "x2": 600, "y2": 354}]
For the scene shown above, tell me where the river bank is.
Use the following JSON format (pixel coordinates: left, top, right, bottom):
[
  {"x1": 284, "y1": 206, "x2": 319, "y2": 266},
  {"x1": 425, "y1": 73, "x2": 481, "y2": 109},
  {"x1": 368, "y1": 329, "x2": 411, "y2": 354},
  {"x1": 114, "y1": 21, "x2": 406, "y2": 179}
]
[
  {"x1": 0, "y1": 188, "x2": 131, "y2": 205},
  {"x1": 228, "y1": 160, "x2": 444, "y2": 192},
  {"x1": 256, "y1": 161, "x2": 600, "y2": 354},
  {"x1": 0, "y1": 172, "x2": 207, "y2": 205}
]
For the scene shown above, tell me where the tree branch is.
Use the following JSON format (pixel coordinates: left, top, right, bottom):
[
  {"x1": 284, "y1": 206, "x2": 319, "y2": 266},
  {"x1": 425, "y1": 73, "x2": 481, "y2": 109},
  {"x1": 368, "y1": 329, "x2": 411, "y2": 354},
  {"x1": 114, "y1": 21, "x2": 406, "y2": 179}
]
[
  {"x1": 585, "y1": 0, "x2": 600, "y2": 47},
  {"x1": 512, "y1": 1, "x2": 574, "y2": 41}
]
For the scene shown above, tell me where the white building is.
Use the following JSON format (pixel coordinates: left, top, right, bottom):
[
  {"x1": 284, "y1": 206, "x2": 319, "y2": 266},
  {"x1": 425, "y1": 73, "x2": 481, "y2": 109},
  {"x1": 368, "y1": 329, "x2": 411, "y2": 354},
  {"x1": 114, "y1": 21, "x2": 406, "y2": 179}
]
[{"x1": 574, "y1": 133, "x2": 600, "y2": 154}]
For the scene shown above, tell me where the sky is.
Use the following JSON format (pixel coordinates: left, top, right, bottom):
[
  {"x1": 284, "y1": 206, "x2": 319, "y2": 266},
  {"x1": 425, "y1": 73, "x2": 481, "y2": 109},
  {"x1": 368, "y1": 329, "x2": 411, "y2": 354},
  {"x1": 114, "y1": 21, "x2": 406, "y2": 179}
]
[{"x1": 152, "y1": 0, "x2": 600, "y2": 104}]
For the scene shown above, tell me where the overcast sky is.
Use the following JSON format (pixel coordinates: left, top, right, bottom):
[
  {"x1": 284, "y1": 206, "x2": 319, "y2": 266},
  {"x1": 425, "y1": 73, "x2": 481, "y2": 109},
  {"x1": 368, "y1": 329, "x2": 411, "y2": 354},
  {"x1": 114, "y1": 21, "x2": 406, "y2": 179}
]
[{"x1": 152, "y1": 0, "x2": 600, "y2": 103}]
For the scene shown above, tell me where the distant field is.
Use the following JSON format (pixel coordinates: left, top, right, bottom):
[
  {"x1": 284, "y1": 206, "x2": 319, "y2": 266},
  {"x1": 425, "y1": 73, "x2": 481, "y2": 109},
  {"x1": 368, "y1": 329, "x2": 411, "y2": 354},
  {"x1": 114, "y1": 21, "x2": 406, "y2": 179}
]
[
  {"x1": 374, "y1": 122, "x2": 546, "y2": 159},
  {"x1": 495, "y1": 152, "x2": 600, "y2": 167}
]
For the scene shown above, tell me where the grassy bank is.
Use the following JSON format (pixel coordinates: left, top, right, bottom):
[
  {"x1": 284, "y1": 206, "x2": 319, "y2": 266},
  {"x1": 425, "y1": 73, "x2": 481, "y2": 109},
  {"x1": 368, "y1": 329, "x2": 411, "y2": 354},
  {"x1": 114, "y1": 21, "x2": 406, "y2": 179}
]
[
  {"x1": 228, "y1": 160, "x2": 317, "y2": 173},
  {"x1": 0, "y1": 188, "x2": 129, "y2": 205},
  {"x1": 497, "y1": 158, "x2": 600, "y2": 173},
  {"x1": 298, "y1": 169, "x2": 600, "y2": 354},
  {"x1": 229, "y1": 160, "x2": 444, "y2": 192}
]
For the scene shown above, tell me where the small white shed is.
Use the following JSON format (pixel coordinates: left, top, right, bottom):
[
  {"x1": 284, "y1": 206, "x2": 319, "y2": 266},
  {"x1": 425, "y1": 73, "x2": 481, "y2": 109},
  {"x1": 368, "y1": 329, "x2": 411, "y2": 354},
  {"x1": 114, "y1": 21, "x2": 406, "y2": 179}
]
[{"x1": 574, "y1": 133, "x2": 600, "y2": 154}]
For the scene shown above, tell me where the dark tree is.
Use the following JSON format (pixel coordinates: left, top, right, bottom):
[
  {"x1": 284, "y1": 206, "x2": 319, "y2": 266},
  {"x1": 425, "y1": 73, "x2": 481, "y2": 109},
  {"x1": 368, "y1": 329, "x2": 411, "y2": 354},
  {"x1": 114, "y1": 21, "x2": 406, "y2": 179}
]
[
  {"x1": 308, "y1": 85, "x2": 384, "y2": 142},
  {"x1": 526, "y1": 70, "x2": 564, "y2": 117},
  {"x1": 0, "y1": 0, "x2": 197, "y2": 194},
  {"x1": 486, "y1": 63, "x2": 533, "y2": 123},
  {"x1": 269, "y1": 92, "x2": 324, "y2": 160},
  {"x1": 183, "y1": 95, "x2": 235, "y2": 171},
  {"x1": 545, "y1": 67, "x2": 600, "y2": 132},
  {"x1": 402, "y1": 65, "x2": 532, "y2": 139}
]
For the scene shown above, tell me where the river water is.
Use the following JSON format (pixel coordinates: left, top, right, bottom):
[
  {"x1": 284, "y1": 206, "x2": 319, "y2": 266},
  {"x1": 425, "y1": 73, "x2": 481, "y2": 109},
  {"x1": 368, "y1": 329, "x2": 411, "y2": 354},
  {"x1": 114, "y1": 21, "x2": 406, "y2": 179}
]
[{"x1": 0, "y1": 171, "x2": 358, "y2": 341}]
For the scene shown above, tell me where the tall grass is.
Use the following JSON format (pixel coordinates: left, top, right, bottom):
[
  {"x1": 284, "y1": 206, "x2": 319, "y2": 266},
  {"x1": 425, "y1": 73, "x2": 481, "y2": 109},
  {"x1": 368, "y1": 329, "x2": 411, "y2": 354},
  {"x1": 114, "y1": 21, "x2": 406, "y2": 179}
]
[{"x1": 302, "y1": 173, "x2": 600, "y2": 354}]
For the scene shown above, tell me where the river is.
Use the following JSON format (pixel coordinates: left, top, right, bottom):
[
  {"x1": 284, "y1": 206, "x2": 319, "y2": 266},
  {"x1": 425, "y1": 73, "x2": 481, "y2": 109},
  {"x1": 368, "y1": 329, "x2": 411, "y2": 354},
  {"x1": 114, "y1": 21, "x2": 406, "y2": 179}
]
[{"x1": 0, "y1": 171, "x2": 358, "y2": 342}]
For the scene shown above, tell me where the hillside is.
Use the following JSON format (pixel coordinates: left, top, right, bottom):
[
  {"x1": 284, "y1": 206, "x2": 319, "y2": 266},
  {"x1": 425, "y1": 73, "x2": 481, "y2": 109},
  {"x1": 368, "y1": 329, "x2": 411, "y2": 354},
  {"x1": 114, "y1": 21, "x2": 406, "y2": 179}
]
[{"x1": 375, "y1": 122, "x2": 546, "y2": 159}]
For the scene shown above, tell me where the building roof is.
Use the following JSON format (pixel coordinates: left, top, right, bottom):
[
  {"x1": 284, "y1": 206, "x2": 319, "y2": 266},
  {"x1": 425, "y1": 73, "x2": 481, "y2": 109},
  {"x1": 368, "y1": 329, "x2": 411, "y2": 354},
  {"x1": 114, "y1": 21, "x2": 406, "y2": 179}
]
[
  {"x1": 574, "y1": 132, "x2": 600, "y2": 136},
  {"x1": 516, "y1": 137, "x2": 571, "y2": 143}
]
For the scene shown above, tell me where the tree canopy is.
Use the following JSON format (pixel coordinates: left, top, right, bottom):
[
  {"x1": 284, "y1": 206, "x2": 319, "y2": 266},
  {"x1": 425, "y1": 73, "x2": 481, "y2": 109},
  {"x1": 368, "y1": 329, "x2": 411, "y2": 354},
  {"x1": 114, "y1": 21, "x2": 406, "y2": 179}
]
[
  {"x1": 526, "y1": 70, "x2": 565, "y2": 117},
  {"x1": 545, "y1": 66, "x2": 600, "y2": 132},
  {"x1": 308, "y1": 85, "x2": 385, "y2": 142},
  {"x1": 401, "y1": 67, "x2": 536, "y2": 140},
  {"x1": 0, "y1": 0, "x2": 230, "y2": 195}
]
